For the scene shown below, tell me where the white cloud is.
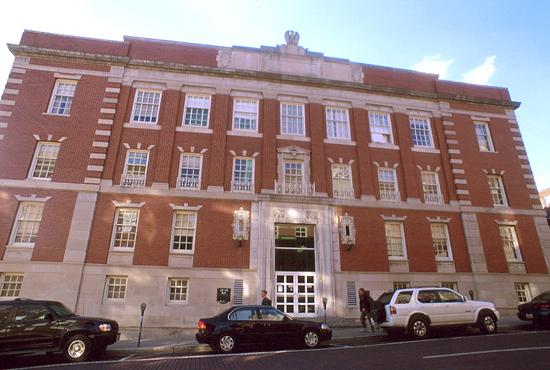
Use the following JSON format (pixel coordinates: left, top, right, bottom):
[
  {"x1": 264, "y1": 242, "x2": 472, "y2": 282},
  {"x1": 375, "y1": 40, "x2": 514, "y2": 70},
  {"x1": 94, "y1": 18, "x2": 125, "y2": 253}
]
[
  {"x1": 463, "y1": 56, "x2": 496, "y2": 85},
  {"x1": 535, "y1": 172, "x2": 550, "y2": 191},
  {"x1": 412, "y1": 55, "x2": 454, "y2": 79}
]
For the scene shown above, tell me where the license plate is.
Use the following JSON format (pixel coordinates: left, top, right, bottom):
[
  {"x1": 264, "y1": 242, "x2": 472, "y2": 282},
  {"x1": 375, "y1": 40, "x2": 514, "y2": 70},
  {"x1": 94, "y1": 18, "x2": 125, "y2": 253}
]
[{"x1": 526, "y1": 313, "x2": 534, "y2": 319}]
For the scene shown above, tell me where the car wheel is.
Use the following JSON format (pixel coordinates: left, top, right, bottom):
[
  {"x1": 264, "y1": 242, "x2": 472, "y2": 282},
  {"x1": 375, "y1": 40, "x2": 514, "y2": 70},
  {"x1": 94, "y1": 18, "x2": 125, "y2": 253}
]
[
  {"x1": 478, "y1": 313, "x2": 497, "y2": 334},
  {"x1": 408, "y1": 317, "x2": 429, "y2": 339},
  {"x1": 63, "y1": 334, "x2": 91, "y2": 363},
  {"x1": 303, "y1": 330, "x2": 320, "y2": 349},
  {"x1": 216, "y1": 333, "x2": 237, "y2": 353}
]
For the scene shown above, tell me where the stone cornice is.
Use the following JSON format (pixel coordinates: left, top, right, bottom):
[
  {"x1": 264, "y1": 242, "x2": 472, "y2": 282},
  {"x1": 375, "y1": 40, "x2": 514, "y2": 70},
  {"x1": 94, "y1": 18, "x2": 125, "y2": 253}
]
[{"x1": 8, "y1": 44, "x2": 521, "y2": 110}]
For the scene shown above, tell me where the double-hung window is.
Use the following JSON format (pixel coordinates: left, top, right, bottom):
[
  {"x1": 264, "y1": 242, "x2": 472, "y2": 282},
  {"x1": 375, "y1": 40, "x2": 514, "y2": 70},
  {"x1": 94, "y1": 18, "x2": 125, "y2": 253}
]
[
  {"x1": 131, "y1": 90, "x2": 162, "y2": 124},
  {"x1": 0, "y1": 273, "x2": 24, "y2": 298},
  {"x1": 431, "y1": 223, "x2": 452, "y2": 260},
  {"x1": 177, "y1": 154, "x2": 202, "y2": 190},
  {"x1": 369, "y1": 112, "x2": 393, "y2": 144},
  {"x1": 183, "y1": 95, "x2": 211, "y2": 127},
  {"x1": 111, "y1": 208, "x2": 140, "y2": 249},
  {"x1": 121, "y1": 150, "x2": 149, "y2": 187},
  {"x1": 105, "y1": 276, "x2": 127, "y2": 301},
  {"x1": 171, "y1": 212, "x2": 197, "y2": 252},
  {"x1": 280, "y1": 103, "x2": 304, "y2": 136},
  {"x1": 10, "y1": 202, "x2": 45, "y2": 245},
  {"x1": 168, "y1": 278, "x2": 189, "y2": 303},
  {"x1": 332, "y1": 164, "x2": 354, "y2": 199},
  {"x1": 410, "y1": 117, "x2": 434, "y2": 148},
  {"x1": 232, "y1": 157, "x2": 254, "y2": 192},
  {"x1": 47, "y1": 79, "x2": 77, "y2": 115},
  {"x1": 514, "y1": 283, "x2": 531, "y2": 303},
  {"x1": 378, "y1": 168, "x2": 399, "y2": 201},
  {"x1": 474, "y1": 122, "x2": 495, "y2": 152},
  {"x1": 421, "y1": 171, "x2": 443, "y2": 204},
  {"x1": 30, "y1": 142, "x2": 60, "y2": 180},
  {"x1": 487, "y1": 175, "x2": 507, "y2": 206},
  {"x1": 326, "y1": 107, "x2": 350, "y2": 140},
  {"x1": 499, "y1": 225, "x2": 522, "y2": 261},
  {"x1": 233, "y1": 99, "x2": 258, "y2": 131},
  {"x1": 385, "y1": 222, "x2": 406, "y2": 259}
]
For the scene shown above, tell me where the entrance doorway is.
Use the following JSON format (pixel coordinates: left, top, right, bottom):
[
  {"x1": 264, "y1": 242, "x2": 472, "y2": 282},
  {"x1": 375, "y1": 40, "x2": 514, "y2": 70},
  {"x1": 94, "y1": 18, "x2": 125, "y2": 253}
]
[{"x1": 274, "y1": 224, "x2": 316, "y2": 316}]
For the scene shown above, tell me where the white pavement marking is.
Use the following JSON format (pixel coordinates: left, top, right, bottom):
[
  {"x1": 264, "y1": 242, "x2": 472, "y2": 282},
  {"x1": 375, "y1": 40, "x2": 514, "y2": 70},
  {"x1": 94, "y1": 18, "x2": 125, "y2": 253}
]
[
  {"x1": 120, "y1": 354, "x2": 136, "y2": 361},
  {"x1": 423, "y1": 346, "x2": 550, "y2": 359}
]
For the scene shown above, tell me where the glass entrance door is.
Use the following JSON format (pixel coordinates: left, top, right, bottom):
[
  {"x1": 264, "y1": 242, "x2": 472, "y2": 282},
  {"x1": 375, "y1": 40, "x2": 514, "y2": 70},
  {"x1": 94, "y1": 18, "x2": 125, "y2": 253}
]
[{"x1": 274, "y1": 223, "x2": 316, "y2": 317}]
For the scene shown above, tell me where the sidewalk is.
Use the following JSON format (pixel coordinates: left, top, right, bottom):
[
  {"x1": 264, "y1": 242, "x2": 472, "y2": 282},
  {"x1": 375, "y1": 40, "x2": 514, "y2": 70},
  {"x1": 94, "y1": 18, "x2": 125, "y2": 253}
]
[{"x1": 108, "y1": 315, "x2": 526, "y2": 354}]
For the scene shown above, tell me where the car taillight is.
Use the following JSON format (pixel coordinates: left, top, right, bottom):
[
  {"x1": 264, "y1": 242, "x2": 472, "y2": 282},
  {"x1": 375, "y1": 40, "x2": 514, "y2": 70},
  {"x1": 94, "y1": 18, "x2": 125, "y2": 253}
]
[
  {"x1": 390, "y1": 306, "x2": 397, "y2": 315},
  {"x1": 198, "y1": 320, "x2": 207, "y2": 330},
  {"x1": 540, "y1": 303, "x2": 550, "y2": 309}
]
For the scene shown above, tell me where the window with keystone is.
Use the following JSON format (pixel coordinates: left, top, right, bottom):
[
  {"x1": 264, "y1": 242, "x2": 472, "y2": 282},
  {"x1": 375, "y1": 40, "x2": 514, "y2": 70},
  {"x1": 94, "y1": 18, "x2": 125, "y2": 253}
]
[
  {"x1": 30, "y1": 142, "x2": 60, "y2": 180},
  {"x1": 431, "y1": 223, "x2": 452, "y2": 260},
  {"x1": 385, "y1": 221, "x2": 406, "y2": 258},
  {"x1": 178, "y1": 154, "x2": 202, "y2": 190},
  {"x1": 421, "y1": 171, "x2": 443, "y2": 204},
  {"x1": 487, "y1": 175, "x2": 507, "y2": 206},
  {"x1": 499, "y1": 225, "x2": 522, "y2": 261},
  {"x1": 332, "y1": 164, "x2": 354, "y2": 199},
  {"x1": 171, "y1": 212, "x2": 197, "y2": 252},
  {"x1": 10, "y1": 202, "x2": 44, "y2": 245},
  {"x1": 111, "y1": 208, "x2": 139, "y2": 249},
  {"x1": 232, "y1": 157, "x2": 254, "y2": 192},
  {"x1": 378, "y1": 168, "x2": 399, "y2": 201}
]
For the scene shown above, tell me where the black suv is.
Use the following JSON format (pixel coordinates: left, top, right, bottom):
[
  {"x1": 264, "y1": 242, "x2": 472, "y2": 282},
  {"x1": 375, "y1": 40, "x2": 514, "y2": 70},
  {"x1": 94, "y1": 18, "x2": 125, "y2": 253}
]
[{"x1": 0, "y1": 299, "x2": 119, "y2": 362}]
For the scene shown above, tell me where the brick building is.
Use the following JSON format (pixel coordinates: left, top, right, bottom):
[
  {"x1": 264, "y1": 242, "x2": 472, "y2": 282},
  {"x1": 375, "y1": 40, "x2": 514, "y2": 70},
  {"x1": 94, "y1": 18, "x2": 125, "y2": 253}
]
[{"x1": 1, "y1": 30, "x2": 549, "y2": 327}]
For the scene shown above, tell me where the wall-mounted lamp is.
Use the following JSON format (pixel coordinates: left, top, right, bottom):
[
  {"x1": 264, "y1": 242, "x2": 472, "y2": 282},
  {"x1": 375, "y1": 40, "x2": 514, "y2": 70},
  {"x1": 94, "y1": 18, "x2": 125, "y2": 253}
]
[
  {"x1": 339, "y1": 213, "x2": 356, "y2": 251},
  {"x1": 232, "y1": 207, "x2": 250, "y2": 246}
]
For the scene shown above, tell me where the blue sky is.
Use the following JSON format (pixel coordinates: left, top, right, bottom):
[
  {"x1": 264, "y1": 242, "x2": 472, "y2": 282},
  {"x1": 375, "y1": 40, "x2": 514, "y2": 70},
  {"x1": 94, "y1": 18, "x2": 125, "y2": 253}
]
[{"x1": 1, "y1": 0, "x2": 549, "y2": 191}]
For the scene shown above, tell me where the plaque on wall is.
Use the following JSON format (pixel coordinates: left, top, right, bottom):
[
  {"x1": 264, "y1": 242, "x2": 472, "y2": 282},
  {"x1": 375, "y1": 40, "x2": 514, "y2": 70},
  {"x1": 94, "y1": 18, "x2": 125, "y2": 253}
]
[{"x1": 217, "y1": 288, "x2": 231, "y2": 304}]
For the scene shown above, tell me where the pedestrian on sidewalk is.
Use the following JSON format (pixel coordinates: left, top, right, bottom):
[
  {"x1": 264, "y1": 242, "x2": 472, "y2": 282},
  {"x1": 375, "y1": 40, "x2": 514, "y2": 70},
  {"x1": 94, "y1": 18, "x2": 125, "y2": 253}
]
[
  {"x1": 261, "y1": 289, "x2": 272, "y2": 306},
  {"x1": 358, "y1": 288, "x2": 375, "y2": 332}
]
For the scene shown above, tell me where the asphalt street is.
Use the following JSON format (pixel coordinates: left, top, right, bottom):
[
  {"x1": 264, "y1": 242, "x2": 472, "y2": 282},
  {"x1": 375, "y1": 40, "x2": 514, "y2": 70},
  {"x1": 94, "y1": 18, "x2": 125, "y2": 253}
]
[{"x1": 3, "y1": 329, "x2": 550, "y2": 370}]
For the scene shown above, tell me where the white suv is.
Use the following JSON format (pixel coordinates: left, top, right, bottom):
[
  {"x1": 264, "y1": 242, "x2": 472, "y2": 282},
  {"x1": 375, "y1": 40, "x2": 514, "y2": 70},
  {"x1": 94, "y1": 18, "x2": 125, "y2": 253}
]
[{"x1": 374, "y1": 287, "x2": 500, "y2": 339}]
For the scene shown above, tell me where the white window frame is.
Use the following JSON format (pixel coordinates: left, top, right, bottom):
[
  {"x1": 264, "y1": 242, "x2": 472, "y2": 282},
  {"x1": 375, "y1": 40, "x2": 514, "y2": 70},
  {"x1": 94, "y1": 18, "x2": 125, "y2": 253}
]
[
  {"x1": 474, "y1": 122, "x2": 495, "y2": 152},
  {"x1": 431, "y1": 223, "x2": 453, "y2": 261},
  {"x1": 183, "y1": 94, "x2": 212, "y2": 128},
  {"x1": 47, "y1": 79, "x2": 77, "y2": 116},
  {"x1": 231, "y1": 157, "x2": 255, "y2": 193},
  {"x1": 177, "y1": 153, "x2": 202, "y2": 190},
  {"x1": 123, "y1": 150, "x2": 149, "y2": 177},
  {"x1": 331, "y1": 163, "x2": 354, "y2": 199},
  {"x1": 421, "y1": 171, "x2": 443, "y2": 204},
  {"x1": 280, "y1": 102, "x2": 305, "y2": 136},
  {"x1": 385, "y1": 221, "x2": 407, "y2": 260},
  {"x1": 410, "y1": 117, "x2": 434, "y2": 148},
  {"x1": 104, "y1": 275, "x2": 128, "y2": 302},
  {"x1": 369, "y1": 112, "x2": 394, "y2": 144},
  {"x1": 487, "y1": 175, "x2": 508, "y2": 207},
  {"x1": 167, "y1": 278, "x2": 189, "y2": 304},
  {"x1": 499, "y1": 225, "x2": 523, "y2": 262},
  {"x1": 232, "y1": 98, "x2": 259, "y2": 132},
  {"x1": 9, "y1": 202, "x2": 45, "y2": 247},
  {"x1": 325, "y1": 107, "x2": 351, "y2": 140},
  {"x1": 378, "y1": 167, "x2": 400, "y2": 201},
  {"x1": 28, "y1": 141, "x2": 61, "y2": 180},
  {"x1": 0, "y1": 273, "x2": 24, "y2": 299},
  {"x1": 110, "y1": 208, "x2": 140, "y2": 250},
  {"x1": 295, "y1": 226, "x2": 307, "y2": 238},
  {"x1": 514, "y1": 282, "x2": 531, "y2": 303},
  {"x1": 170, "y1": 211, "x2": 198, "y2": 254},
  {"x1": 130, "y1": 89, "x2": 162, "y2": 124}
]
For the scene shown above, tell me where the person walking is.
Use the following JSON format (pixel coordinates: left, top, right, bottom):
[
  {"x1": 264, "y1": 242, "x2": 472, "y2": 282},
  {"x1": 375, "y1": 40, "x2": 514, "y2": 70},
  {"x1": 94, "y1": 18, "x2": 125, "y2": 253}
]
[
  {"x1": 260, "y1": 289, "x2": 272, "y2": 306},
  {"x1": 358, "y1": 288, "x2": 375, "y2": 332}
]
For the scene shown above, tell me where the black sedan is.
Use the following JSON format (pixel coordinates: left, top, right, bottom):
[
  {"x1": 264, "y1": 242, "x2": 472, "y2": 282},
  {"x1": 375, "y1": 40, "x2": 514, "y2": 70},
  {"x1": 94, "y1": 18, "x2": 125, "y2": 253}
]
[
  {"x1": 517, "y1": 291, "x2": 550, "y2": 327},
  {"x1": 196, "y1": 305, "x2": 332, "y2": 353}
]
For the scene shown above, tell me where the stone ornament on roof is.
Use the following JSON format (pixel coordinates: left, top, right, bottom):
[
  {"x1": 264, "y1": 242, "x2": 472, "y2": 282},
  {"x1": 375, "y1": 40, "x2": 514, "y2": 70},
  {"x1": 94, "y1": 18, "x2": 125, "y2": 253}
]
[{"x1": 284, "y1": 30, "x2": 300, "y2": 46}]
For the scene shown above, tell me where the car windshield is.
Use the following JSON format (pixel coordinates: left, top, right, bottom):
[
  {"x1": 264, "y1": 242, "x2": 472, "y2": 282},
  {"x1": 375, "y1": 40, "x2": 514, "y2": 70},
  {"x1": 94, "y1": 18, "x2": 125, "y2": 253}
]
[
  {"x1": 48, "y1": 302, "x2": 75, "y2": 317},
  {"x1": 377, "y1": 292, "x2": 394, "y2": 305}
]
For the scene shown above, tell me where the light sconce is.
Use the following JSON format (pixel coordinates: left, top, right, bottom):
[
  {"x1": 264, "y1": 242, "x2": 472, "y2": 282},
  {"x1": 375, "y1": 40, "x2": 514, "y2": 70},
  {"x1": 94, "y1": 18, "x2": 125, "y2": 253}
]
[
  {"x1": 339, "y1": 213, "x2": 356, "y2": 251},
  {"x1": 232, "y1": 207, "x2": 250, "y2": 246}
]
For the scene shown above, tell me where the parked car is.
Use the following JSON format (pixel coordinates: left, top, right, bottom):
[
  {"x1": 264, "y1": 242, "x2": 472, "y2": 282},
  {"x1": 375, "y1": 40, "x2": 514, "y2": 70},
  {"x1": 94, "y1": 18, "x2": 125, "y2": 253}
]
[
  {"x1": 517, "y1": 291, "x2": 550, "y2": 327},
  {"x1": 371, "y1": 287, "x2": 499, "y2": 339},
  {"x1": 0, "y1": 298, "x2": 119, "y2": 362},
  {"x1": 196, "y1": 305, "x2": 332, "y2": 353}
]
